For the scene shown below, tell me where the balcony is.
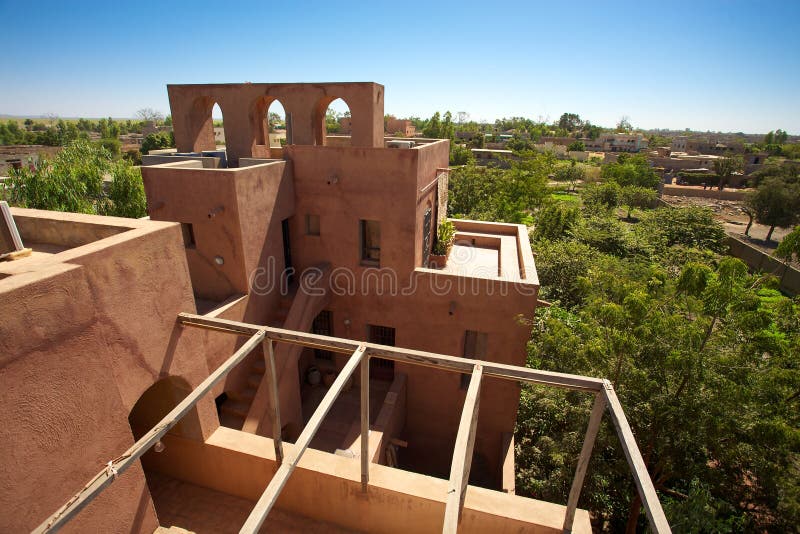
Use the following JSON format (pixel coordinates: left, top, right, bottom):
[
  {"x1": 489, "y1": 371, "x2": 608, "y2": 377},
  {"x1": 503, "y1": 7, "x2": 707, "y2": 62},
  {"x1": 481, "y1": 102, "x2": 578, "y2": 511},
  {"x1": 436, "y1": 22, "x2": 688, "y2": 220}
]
[
  {"x1": 34, "y1": 313, "x2": 669, "y2": 534},
  {"x1": 427, "y1": 219, "x2": 538, "y2": 285}
]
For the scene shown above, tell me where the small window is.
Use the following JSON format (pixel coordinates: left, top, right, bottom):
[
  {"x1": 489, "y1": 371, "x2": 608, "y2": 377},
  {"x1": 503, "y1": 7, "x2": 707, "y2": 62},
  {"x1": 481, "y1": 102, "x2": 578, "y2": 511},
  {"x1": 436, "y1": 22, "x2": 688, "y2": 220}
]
[
  {"x1": 461, "y1": 330, "x2": 488, "y2": 389},
  {"x1": 360, "y1": 220, "x2": 381, "y2": 265},
  {"x1": 312, "y1": 310, "x2": 333, "y2": 361},
  {"x1": 306, "y1": 214, "x2": 320, "y2": 236},
  {"x1": 181, "y1": 223, "x2": 196, "y2": 249},
  {"x1": 368, "y1": 324, "x2": 395, "y2": 380}
]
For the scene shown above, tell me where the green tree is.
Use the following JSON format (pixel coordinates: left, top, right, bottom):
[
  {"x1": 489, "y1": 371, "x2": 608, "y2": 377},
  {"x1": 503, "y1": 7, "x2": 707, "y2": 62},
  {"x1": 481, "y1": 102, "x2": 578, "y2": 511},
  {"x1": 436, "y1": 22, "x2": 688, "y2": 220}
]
[
  {"x1": 101, "y1": 161, "x2": 147, "y2": 218},
  {"x1": 620, "y1": 185, "x2": 657, "y2": 219},
  {"x1": 534, "y1": 203, "x2": 580, "y2": 242},
  {"x1": 6, "y1": 139, "x2": 146, "y2": 218},
  {"x1": 637, "y1": 206, "x2": 727, "y2": 253},
  {"x1": 521, "y1": 251, "x2": 800, "y2": 531},
  {"x1": 325, "y1": 108, "x2": 341, "y2": 133},
  {"x1": 449, "y1": 143, "x2": 474, "y2": 166},
  {"x1": 745, "y1": 177, "x2": 800, "y2": 241},
  {"x1": 713, "y1": 155, "x2": 744, "y2": 190},
  {"x1": 567, "y1": 140, "x2": 585, "y2": 152},
  {"x1": 553, "y1": 161, "x2": 585, "y2": 192},
  {"x1": 448, "y1": 153, "x2": 551, "y2": 223},
  {"x1": 423, "y1": 112, "x2": 443, "y2": 138},
  {"x1": 141, "y1": 131, "x2": 175, "y2": 154},
  {"x1": 776, "y1": 226, "x2": 800, "y2": 264},
  {"x1": 601, "y1": 154, "x2": 659, "y2": 189},
  {"x1": 558, "y1": 113, "x2": 583, "y2": 132},
  {"x1": 581, "y1": 181, "x2": 621, "y2": 212}
]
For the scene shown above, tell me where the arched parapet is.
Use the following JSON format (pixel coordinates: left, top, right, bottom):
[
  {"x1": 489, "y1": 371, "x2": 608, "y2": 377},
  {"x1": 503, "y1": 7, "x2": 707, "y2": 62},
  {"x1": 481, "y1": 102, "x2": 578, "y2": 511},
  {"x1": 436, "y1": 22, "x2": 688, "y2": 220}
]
[
  {"x1": 167, "y1": 82, "x2": 386, "y2": 163},
  {"x1": 167, "y1": 88, "x2": 218, "y2": 154}
]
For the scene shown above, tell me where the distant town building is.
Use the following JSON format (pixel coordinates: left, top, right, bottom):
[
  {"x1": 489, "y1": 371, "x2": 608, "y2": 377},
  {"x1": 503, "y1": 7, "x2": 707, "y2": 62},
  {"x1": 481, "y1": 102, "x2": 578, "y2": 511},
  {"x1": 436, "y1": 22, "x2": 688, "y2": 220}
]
[
  {"x1": 584, "y1": 133, "x2": 648, "y2": 153},
  {"x1": 385, "y1": 117, "x2": 416, "y2": 137}
]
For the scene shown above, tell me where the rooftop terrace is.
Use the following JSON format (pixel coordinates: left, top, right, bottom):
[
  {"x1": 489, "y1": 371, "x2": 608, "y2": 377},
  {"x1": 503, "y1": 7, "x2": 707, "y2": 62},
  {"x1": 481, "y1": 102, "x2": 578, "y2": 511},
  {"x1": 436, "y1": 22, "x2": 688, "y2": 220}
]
[{"x1": 34, "y1": 313, "x2": 669, "y2": 534}]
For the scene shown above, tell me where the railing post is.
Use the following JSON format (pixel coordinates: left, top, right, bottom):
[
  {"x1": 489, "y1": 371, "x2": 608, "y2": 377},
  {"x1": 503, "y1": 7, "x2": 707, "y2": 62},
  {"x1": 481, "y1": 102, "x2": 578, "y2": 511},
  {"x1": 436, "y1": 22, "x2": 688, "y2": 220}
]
[
  {"x1": 361, "y1": 351, "x2": 370, "y2": 492},
  {"x1": 563, "y1": 392, "x2": 606, "y2": 533},
  {"x1": 602, "y1": 380, "x2": 671, "y2": 533},
  {"x1": 442, "y1": 364, "x2": 483, "y2": 533},
  {"x1": 239, "y1": 345, "x2": 367, "y2": 534},
  {"x1": 264, "y1": 339, "x2": 283, "y2": 465}
]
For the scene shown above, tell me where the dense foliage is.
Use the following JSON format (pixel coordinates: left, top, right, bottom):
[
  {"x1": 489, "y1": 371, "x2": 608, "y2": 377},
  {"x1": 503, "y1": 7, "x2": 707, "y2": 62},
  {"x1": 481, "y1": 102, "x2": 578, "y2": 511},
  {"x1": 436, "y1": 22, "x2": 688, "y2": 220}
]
[
  {"x1": 447, "y1": 155, "x2": 799, "y2": 531},
  {"x1": 0, "y1": 117, "x2": 150, "y2": 146},
  {"x1": 3, "y1": 140, "x2": 147, "y2": 218},
  {"x1": 524, "y1": 204, "x2": 799, "y2": 532},
  {"x1": 448, "y1": 152, "x2": 554, "y2": 224},
  {"x1": 141, "y1": 131, "x2": 175, "y2": 154}
]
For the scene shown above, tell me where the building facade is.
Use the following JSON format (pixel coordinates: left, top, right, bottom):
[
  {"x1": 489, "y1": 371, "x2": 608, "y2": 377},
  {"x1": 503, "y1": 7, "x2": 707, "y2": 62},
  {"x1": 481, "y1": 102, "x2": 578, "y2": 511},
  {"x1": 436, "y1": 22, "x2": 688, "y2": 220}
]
[{"x1": 0, "y1": 82, "x2": 612, "y2": 533}]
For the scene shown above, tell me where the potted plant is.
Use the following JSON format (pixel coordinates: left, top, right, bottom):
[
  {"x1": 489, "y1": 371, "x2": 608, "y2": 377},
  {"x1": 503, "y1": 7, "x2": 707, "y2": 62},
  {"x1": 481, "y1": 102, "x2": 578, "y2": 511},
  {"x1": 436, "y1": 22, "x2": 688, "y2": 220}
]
[{"x1": 429, "y1": 220, "x2": 456, "y2": 268}]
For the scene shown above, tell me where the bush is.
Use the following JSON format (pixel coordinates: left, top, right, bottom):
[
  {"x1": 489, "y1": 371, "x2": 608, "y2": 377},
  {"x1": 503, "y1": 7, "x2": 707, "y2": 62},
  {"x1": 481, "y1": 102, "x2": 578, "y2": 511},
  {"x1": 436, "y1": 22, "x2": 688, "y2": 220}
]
[
  {"x1": 638, "y1": 206, "x2": 727, "y2": 253},
  {"x1": 675, "y1": 172, "x2": 718, "y2": 186},
  {"x1": 6, "y1": 139, "x2": 146, "y2": 218},
  {"x1": 535, "y1": 203, "x2": 580, "y2": 242},
  {"x1": 581, "y1": 181, "x2": 620, "y2": 212},
  {"x1": 433, "y1": 220, "x2": 456, "y2": 255},
  {"x1": 141, "y1": 131, "x2": 175, "y2": 154}
]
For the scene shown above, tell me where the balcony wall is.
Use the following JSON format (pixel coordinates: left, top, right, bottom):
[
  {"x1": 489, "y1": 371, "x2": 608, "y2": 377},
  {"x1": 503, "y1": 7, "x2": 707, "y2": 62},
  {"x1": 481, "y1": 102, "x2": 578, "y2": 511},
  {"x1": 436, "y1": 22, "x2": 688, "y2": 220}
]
[{"x1": 145, "y1": 427, "x2": 591, "y2": 533}]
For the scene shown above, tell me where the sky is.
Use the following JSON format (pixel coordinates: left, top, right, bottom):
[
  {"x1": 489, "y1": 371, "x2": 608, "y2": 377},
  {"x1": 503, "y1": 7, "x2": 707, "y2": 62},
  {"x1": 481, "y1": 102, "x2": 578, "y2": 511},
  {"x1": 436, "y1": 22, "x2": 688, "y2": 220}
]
[{"x1": 1, "y1": 0, "x2": 798, "y2": 134}]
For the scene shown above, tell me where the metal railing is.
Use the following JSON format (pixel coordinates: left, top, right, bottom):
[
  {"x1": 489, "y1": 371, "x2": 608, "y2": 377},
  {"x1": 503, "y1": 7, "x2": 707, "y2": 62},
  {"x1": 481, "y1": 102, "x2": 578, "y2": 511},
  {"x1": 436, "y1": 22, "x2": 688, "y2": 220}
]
[{"x1": 33, "y1": 312, "x2": 670, "y2": 534}]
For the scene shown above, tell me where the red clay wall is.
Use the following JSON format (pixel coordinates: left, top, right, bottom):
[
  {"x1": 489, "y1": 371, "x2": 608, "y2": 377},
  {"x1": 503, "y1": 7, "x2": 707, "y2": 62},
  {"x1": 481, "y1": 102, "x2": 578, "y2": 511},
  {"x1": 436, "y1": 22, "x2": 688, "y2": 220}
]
[{"x1": 0, "y1": 213, "x2": 221, "y2": 533}]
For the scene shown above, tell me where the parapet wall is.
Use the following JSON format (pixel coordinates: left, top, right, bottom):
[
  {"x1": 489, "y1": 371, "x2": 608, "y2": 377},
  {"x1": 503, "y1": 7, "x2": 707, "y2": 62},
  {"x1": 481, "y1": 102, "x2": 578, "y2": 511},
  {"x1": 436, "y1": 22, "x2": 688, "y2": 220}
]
[
  {"x1": 727, "y1": 236, "x2": 799, "y2": 295},
  {"x1": 146, "y1": 427, "x2": 591, "y2": 533},
  {"x1": 167, "y1": 83, "x2": 385, "y2": 166}
]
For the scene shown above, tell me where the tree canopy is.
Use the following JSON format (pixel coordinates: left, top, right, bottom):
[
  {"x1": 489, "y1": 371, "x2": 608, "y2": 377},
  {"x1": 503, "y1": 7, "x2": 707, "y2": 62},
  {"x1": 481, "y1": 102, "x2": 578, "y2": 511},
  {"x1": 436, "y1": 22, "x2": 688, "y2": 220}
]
[
  {"x1": 522, "y1": 199, "x2": 800, "y2": 531},
  {"x1": 3, "y1": 139, "x2": 147, "y2": 218}
]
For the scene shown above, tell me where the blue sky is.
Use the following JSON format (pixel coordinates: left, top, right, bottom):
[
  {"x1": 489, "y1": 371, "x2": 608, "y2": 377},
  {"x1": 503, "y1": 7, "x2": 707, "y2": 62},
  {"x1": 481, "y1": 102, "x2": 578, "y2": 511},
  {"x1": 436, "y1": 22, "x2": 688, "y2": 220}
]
[{"x1": 1, "y1": 0, "x2": 798, "y2": 133}]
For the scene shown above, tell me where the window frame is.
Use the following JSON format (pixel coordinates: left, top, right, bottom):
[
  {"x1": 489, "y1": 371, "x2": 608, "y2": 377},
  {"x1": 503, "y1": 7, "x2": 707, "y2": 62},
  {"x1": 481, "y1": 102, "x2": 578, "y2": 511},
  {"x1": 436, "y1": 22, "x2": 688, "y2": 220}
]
[{"x1": 359, "y1": 219, "x2": 381, "y2": 266}]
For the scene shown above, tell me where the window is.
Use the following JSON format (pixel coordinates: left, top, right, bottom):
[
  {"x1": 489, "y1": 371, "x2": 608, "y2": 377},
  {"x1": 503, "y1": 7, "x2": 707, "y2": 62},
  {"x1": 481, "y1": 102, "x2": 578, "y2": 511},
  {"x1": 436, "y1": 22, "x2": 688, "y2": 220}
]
[
  {"x1": 367, "y1": 324, "x2": 395, "y2": 380},
  {"x1": 461, "y1": 330, "x2": 488, "y2": 389},
  {"x1": 181, "y1": 223, "x2": 196, "y2": 249},
  {"x1": 312, "y1": 310, "x2": 333, "y2": 360},
  {"x1": 360, "y1": 220, "x2": 380, "y2": 265},
  {"x1": 368, "y1": 324, "x2": 395, "y2": 346},
  {"x1": 306, "y1": 214, "x2": 320, "y2": 236}
]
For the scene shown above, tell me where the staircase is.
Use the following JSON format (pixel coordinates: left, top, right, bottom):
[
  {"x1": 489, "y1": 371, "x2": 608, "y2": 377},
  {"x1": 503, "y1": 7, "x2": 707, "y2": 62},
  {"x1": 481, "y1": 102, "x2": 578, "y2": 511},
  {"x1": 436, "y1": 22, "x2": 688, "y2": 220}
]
[
  {"x1": 218, "y1": 289, "x2": 295, "y2": 430},
  {"x1": 218, "y1": 357, "x2": 264, "y2": 429}
]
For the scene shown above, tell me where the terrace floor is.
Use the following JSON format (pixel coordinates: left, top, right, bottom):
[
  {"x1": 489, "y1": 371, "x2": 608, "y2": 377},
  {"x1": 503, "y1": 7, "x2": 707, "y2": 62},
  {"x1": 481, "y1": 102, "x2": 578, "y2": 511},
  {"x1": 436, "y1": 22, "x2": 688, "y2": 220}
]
[{"x1": 146, "y1": 471, "x2": 359, "y2": 533}]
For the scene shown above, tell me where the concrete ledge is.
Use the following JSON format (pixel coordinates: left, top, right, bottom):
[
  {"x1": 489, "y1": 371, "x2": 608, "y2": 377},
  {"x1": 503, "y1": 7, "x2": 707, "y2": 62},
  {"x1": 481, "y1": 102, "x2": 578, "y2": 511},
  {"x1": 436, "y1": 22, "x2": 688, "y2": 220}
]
[
  {"x1": 145, "y1": 428, "x2": 591, "y2": 534},
  {"x1": 726, "y1": 236, "x2": 799, "y2": 295}
]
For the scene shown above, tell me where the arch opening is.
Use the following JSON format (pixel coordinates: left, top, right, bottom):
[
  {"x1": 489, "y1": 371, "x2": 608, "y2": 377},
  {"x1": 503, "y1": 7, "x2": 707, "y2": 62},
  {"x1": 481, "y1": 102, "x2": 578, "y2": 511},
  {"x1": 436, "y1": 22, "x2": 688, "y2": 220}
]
[
  {"x1": 211, "y1": 103, "x2": 225, "y2": 148},
  {"x1": 315, "y1": 97, "x2": 351, "y2": 147},
  {"x1": 128, "y1": 375, "x2": 202, "y2": 443}
]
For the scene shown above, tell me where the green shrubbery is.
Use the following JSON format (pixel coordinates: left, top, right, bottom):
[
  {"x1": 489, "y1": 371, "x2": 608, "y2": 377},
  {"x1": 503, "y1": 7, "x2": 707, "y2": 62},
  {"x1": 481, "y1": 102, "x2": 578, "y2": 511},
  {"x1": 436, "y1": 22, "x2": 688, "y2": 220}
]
[
  {"x1": 4, "y1": 139, "x2": 147, "y2": 218},
  {"x1": 520, "y1": 193, "x2": 799, "y2": 530}
]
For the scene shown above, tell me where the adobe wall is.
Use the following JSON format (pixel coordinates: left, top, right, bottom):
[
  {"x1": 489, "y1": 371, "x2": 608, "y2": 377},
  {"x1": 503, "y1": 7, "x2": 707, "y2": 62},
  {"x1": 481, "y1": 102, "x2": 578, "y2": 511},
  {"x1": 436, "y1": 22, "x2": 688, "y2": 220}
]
[
  {"x1": 167, "y1": 83, "x2": 384, "y2": 166},
  {"x1": 727, "y1": 235, "x2": 800, "y2": 295},
  {"x1": 662, "y1": 184, "x2": 747, "y2": 201},
  {"x1": 142, "y1": 161, "x2": 297, "y2": 399},
  {"x1": 142, "y1": 161, "x2": 295, "y2": 304},
  {"x1": 0, "y1": 211, "x2": 221, "y2": 533},
  {"x1": 286, "y1": 144, "x2": 423, "y2": 277},
  {"x1": 309, "y1": 271, "x2": 537, "y2": 483}
]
